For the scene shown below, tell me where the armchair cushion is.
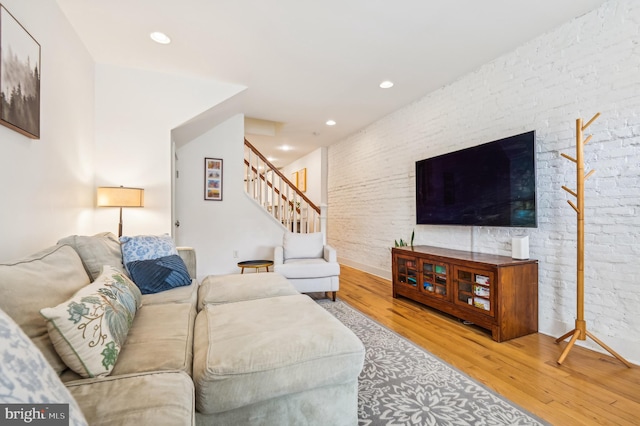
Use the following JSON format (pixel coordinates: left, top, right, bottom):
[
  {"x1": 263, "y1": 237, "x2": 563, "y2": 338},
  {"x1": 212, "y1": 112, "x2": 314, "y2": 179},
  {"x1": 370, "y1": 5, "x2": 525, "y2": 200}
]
[
  {"x1": 283, "y1": 232, "x2": 323, "y2": 260},
  {"x1": 279, "y1": 258, "x2": 340, "y2": 279}
]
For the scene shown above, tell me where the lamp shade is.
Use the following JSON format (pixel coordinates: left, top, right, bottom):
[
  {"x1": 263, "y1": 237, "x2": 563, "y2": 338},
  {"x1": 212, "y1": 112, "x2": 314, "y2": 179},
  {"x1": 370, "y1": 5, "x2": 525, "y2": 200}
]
[{"x1": 97, "y1": 186, "x2": 144, "y2": 208}]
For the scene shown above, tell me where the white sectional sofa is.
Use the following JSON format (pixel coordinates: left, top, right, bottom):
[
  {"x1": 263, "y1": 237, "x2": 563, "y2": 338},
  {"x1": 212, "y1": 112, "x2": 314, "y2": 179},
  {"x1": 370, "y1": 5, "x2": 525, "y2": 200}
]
[{"x1": 0, "y1": 233, "x2": 364, "y2": 425}]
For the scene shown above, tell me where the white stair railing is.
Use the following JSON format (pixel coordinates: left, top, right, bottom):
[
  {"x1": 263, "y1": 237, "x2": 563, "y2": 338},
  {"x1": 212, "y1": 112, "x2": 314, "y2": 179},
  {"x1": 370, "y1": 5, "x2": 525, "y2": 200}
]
[{"x1": 243, "y1": 139, "x2": 321, "y2": 233}]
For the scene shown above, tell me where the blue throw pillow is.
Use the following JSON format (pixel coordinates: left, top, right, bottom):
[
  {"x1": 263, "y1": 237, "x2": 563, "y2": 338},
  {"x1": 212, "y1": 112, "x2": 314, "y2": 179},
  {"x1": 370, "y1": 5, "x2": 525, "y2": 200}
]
[
  {"x1": 120, "y1": 234, "x2": 178, "y2": 265},
  {"x1": 127, "y1": 255, "x2": 191, "y2": 294}
]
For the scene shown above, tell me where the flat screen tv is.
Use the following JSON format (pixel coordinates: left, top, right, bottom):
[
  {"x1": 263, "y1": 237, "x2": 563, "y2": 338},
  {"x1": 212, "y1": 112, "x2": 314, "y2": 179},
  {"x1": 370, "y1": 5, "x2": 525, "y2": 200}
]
[{"x1": 416, "y1": 131, "x2": 537, "y2": 227}]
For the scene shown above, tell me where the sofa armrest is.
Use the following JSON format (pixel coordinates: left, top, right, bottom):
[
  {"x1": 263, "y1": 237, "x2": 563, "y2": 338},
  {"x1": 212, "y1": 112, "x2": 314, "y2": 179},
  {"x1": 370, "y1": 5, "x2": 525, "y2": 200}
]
[
  {"x1": 177, "y1": 247, "x2": 196, "y2": 279},
  {"x1": 323, "y1": 245, "x2": 337, "y2": 263},
  {"x1": 274, "y1": 246, "x2": 284, "y2": 265}
]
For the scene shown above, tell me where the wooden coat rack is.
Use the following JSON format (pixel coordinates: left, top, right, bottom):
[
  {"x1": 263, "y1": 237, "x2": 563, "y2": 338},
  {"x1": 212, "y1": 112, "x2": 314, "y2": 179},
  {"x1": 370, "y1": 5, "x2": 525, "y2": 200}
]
[{"x1": 556, "y1": 112, "x2": 631, "y2": 367}]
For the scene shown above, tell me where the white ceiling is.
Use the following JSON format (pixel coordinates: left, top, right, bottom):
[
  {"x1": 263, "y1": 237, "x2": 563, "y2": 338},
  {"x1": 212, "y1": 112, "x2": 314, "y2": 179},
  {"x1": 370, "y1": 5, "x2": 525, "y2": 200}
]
[{"x1": 56, "y1": 0, "x2": 607, "y2": 168}]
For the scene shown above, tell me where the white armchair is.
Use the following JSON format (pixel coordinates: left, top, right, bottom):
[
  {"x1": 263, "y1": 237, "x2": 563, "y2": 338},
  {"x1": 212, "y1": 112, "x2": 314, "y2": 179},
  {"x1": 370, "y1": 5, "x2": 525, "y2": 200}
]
[{"x1": 274, "y1": 232, "x2": 340, "y2": 301}]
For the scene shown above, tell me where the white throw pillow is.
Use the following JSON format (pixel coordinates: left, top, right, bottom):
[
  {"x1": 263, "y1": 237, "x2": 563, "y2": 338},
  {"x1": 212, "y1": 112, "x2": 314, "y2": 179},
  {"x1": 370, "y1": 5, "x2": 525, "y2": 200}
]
[
  {"x1": 40, "y1": 266, "x2": 141, "y2": 378},
  {"x1": 283, "y1": 232, "x2": 324, "y2": 260},
  {"x1": 0, "y1": 307, "x2": 88, "y2": 425}
]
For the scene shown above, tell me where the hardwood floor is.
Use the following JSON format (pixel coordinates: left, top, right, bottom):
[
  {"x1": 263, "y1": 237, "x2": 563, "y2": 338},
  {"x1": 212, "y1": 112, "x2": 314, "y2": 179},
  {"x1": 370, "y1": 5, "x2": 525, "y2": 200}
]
[{"x1": 336, "y1": 265, "x2": 640, "y2": 426}]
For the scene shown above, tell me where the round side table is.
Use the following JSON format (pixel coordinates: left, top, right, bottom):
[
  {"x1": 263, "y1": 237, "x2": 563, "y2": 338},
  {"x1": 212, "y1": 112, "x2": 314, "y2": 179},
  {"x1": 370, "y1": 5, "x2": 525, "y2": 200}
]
[{"x1": 237, "y1": 259, "x2": 274, "y2": 274}]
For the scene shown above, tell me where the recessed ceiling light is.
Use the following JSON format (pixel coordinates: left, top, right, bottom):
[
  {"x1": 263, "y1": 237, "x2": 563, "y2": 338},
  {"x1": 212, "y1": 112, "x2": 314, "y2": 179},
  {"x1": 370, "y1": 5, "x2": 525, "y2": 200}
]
[
  {"x1": 280, "y1": 145, "x2": 292, "y2": 151},
  {"x1": 150, "y1": 31, "x2": 171, "y2": 44},
  {"x1": 267, "y1": 156, "x2": 276, "y2": 162},
  {"x1": 379, "y1": 80, "x2": 394, "y2": 89},
  {"x1": 326, "y1": 120, "x2": 336, "y2": 126}
]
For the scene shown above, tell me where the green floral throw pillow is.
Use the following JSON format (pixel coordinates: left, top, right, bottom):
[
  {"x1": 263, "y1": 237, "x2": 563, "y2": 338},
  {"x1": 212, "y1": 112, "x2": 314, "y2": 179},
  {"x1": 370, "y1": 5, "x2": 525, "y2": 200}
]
[{"x1": 40, "y1": 266, "x2": 141, "y2": 378}]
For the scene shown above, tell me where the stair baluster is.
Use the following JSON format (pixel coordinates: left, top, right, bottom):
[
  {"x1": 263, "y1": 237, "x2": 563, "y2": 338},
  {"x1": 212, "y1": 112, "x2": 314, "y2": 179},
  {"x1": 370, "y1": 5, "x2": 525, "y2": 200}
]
[{"x1": 243, "y1": 139, "x2": 321, "y2": 233}]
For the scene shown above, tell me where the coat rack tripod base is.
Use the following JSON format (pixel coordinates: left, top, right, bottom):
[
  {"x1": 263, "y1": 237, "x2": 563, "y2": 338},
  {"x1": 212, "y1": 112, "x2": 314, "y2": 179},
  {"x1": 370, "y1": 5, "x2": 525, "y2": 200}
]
[
  {"x1": 556, "y1": 113, "x2": 631, "y2": 368},
  {"x1": 556, "y1": 320, "x2": 631, "y2": 367}
]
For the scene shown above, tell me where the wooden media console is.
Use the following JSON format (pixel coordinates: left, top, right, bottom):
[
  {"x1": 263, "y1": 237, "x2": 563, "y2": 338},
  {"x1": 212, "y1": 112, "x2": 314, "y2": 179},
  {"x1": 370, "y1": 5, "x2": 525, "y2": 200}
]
[{"x1": 392, "y1": 245, "x2": 538, "y2": 342}]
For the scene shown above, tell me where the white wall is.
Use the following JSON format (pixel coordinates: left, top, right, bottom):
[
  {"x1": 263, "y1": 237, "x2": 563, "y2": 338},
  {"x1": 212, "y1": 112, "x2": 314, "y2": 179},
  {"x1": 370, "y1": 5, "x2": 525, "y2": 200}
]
[
  {"x1": 175, "y1": 114, "x2": 285, "y2": 278},
  {"x1": 93, "y1": 64, "x2": 244, "y2": 237},
  {"x1": 0, "y1": 3, "x2": 246, "y2": 260},
  {"x1": 0, "y1": 0, "x2": 95, "y2": 261},
  {"x1": 281, "y1": 147, "x2": 323, "y2": 206},
  {"x1": 328, "y1": 0, "x2": 640, "y2": 363}
]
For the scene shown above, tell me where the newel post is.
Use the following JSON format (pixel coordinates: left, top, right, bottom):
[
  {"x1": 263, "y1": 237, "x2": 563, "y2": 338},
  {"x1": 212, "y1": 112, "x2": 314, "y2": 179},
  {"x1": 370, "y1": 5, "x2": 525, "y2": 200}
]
[{"x1": 320, "y1": 204, "x2": 327, "y2": 245}]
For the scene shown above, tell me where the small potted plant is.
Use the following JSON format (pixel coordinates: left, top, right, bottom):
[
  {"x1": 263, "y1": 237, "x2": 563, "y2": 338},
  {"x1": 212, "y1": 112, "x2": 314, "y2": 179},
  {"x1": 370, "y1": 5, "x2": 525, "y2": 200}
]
[{"x1": 394, "y1": 230, "x2": 415, "y2": 248}]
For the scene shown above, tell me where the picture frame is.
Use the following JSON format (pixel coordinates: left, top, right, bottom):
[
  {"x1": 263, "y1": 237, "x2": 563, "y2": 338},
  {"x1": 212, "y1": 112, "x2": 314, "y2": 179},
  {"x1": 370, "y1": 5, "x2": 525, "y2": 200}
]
[
  {"x1": 204, "y1": 158, "x2": 223, "y2": 201},
  {"x1": 298, "y1": 168, "x2": 307, "y2": 192},
  {"x1": 0, "y1": 4, "x2": 41, "y2": 139},
  {"x1": 291, "y1": 171, "x2": 298, "y2": 188}
]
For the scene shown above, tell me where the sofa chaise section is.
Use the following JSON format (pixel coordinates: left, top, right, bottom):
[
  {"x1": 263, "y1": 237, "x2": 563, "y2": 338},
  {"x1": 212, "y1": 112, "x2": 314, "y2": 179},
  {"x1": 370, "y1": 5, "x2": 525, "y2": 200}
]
[{"x1": 193, "y1": 293, "x2": 364, "y2": 425}]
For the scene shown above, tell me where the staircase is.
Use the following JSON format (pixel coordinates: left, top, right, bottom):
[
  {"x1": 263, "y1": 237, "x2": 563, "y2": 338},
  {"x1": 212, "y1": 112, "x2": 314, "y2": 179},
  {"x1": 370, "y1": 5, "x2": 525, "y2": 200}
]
[{"x1": 244, "y1": 139, "x2": 322, "y2": 233}]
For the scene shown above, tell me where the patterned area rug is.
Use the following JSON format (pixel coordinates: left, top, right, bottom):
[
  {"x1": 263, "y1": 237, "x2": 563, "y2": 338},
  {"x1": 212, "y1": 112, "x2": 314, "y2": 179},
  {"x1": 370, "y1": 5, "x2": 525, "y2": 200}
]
[{"x1": 317, "y1": 299, "x2": 548, "y2": 426}]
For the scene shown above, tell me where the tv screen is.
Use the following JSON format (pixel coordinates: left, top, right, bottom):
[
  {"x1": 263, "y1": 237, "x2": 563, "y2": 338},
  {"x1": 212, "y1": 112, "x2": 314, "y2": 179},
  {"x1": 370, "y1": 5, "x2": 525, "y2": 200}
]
[{"x1": 416, "y1": 131, "x2": 537, "y2": 227}]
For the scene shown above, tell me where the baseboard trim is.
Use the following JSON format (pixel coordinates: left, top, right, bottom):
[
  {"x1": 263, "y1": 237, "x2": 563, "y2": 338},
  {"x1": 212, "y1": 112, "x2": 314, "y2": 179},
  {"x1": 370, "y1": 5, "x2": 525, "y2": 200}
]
[{"x1": 337, "y1": 257, "x2": 392, "y2": 281}]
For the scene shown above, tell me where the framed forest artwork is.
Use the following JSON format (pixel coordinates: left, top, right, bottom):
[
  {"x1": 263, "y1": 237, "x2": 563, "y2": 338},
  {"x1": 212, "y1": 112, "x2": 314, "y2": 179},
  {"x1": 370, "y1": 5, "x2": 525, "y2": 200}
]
[{"x1": 0, "y1": 4, "x2": 41, "y2": 139}]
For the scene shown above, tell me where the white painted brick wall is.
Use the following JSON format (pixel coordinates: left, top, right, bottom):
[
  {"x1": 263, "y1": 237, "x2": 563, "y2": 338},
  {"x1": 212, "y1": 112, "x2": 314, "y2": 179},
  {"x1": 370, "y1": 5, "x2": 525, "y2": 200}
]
[{"x1": 328, "y1": 0, "x2": 640, "y2": 363}]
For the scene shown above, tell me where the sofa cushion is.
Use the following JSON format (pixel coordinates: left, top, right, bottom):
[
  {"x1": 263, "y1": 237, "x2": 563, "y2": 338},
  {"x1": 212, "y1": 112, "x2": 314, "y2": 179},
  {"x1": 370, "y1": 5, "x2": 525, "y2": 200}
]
[
  {"x1": 59, "y1": 301, "x2": 196, "y2": 383},
  {"x1": 142, "y1": 279, "x2": 199, "y2": 306},
  {"x1": 283, "y1": 232, "x2": 324, "y2": 260},
  {"x1": 40, "y1": 266, "x2": 140, "y2": 378},
  {"x1": 58, "y1": 232, "x2": 127, "y2": 280},
  {"x1": 127, "y1": 254, "x2": 191, "y2": 294},
  {"x1": 120, "y1": 234, "x2": 178, "y2": 265},
  {"x1": 197, "y1": 272, "x2": 298, "y2": 310},
  {"x1": 67, "y1": 371, "x2": 194, "y2": 426},
  {"x1": 0, "y1": 244, "x2": 90, "y2": 375},
  {"x1": 0, "y1": 308, "x2": 88, "y2": 426},
  {"x1": 276, "y1": 258, "x2": 340, "y2": 279},
  {"x1": 109, "y1": 302, "x2": 196, "y2": 376},
  {"x1": 193, "y1": 294, "x2": 365, "y2": 414}
]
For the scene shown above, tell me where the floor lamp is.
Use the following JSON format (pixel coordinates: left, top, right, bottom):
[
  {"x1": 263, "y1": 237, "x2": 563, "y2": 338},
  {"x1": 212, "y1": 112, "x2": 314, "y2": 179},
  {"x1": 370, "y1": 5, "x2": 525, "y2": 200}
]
[
  {"x1": 556, "y1": 113, "x2": 631, "y2": 367},
  {"x1": 97, "y1": 186, "x2": 144, "y2": 237}
]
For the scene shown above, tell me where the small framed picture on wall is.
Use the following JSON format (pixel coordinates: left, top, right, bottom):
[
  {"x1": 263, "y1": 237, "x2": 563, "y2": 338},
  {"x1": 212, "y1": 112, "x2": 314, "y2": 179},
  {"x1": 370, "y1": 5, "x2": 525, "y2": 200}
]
[
  {"x1": 204, "y1": 158, "x2": 223, "y2": 201},
  {"x1": 298, "y1": 168, "x2": 307, "y2": 192}
]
